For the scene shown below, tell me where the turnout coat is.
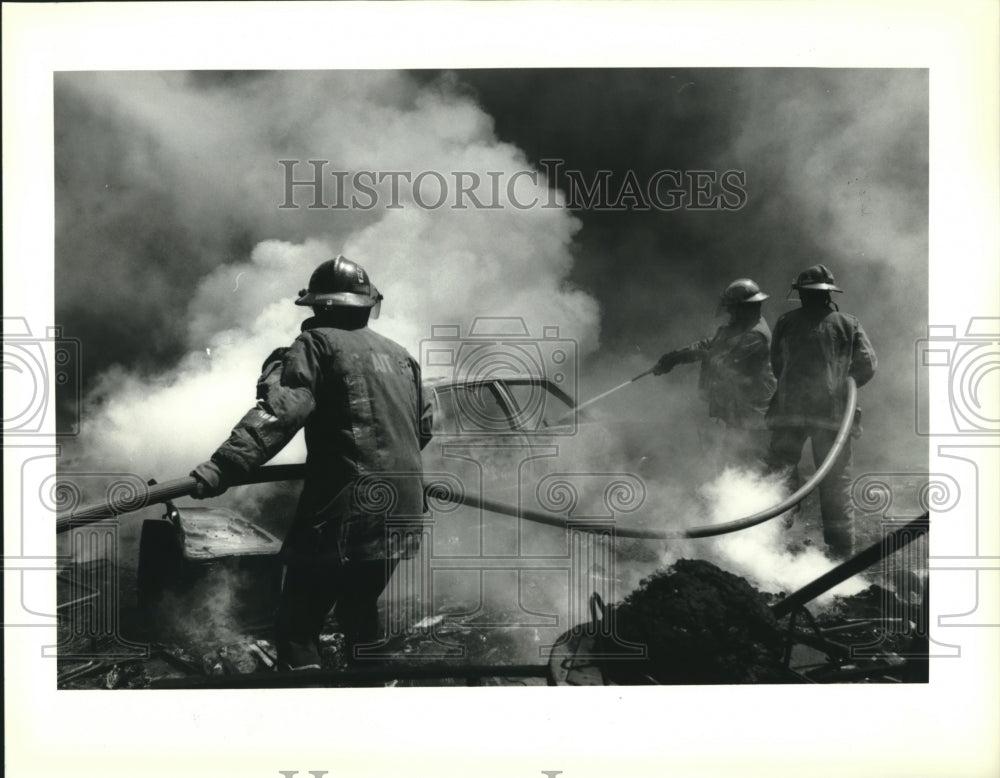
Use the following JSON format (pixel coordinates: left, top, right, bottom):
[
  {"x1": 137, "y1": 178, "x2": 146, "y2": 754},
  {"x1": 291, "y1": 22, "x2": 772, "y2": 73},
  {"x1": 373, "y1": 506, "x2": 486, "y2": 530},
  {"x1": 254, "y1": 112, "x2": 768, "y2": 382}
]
[
  {"x1": 208, "y1": 318, "x2": 431, "y2": 562},
  {"x1": 673, "y1": 317, "x2": 777, "y2": 430},
  {"x1": 767, "y1": 306, "x2": 877, "y2": 431}
]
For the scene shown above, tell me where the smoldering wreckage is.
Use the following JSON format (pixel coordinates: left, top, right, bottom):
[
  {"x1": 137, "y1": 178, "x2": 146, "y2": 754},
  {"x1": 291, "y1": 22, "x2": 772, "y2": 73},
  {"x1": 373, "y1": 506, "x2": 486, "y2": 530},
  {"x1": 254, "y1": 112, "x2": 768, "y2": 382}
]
[
  {"x1": 57, "y1": 264, "x2": 928, "y2": 688},
  {"x1": 47, "y1": 68, "x2": 934, "y2": 692},
  {"x1": 55, "y1": 266, "x2": 929, "y2": 689}
]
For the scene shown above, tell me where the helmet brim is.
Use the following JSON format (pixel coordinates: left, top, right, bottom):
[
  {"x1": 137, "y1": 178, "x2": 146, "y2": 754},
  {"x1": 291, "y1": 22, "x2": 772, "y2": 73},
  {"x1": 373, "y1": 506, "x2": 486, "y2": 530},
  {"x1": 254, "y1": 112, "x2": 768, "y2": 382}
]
[
  {"x1": 795, "y1": 283, "x2": 843, "y2": 292},
  {"x1": 720, "y1": 292, "x2": 769, "y2": 307},
  {"x1": 295, "y1": 291, "x2": 379, "y2": 308}
]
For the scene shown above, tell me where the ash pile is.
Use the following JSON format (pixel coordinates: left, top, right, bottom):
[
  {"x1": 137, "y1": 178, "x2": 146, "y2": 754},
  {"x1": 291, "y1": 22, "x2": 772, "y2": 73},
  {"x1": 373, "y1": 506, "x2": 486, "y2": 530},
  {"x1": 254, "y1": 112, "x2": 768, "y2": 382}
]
[{"x1": 604, "y1": 559, "x2": 786, "y2": 685}]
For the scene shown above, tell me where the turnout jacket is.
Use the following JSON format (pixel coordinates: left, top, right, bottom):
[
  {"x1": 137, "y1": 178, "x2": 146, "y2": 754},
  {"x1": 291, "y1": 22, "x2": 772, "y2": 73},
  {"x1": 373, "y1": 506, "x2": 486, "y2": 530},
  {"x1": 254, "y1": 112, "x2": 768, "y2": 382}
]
[
  {"x1": 767, "y1": 306, "x2": 877, "y2": 431},
  {"x1": 673, "y1": 317, "x2": 776, "y2": 429},
  {"x1": 209, "y1": 318, "x2": 431, "y2": 561}
]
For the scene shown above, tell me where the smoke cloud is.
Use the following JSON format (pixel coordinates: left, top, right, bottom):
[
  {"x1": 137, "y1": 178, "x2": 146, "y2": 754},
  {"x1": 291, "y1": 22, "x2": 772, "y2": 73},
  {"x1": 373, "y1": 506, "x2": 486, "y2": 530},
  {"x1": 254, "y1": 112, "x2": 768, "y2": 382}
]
[
  {"x1": 463, "y1": 69, "x2": 928, "y2": 475},
  {"x1": 57, "y1": 70, "x2": 923, "y2": 641},
  {"x1": 57, "y1": 70, "x2": 599, "y2": 488}
]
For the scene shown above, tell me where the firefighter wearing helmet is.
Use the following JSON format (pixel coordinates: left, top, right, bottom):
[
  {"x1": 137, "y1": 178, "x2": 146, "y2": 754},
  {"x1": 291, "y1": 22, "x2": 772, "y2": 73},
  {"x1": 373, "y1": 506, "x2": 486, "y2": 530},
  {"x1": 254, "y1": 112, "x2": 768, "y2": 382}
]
[
  {"x1": 190, "y1": 255, "x2": 432, "y2": 670},
  {"x1": 765, "y1": 263, "x2": 877, "y2": 559},
  {"x1": 653, "y1": 277, "x2": 777, "y2": 465}
]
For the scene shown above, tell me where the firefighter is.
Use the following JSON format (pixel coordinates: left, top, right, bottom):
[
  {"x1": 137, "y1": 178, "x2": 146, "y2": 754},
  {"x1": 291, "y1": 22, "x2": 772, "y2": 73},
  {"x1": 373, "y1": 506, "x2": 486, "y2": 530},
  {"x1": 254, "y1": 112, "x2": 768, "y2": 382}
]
[
  {"x1": 190, "y1": 256, "x2": 431, "y2": 670},
  {"x1": 653, "y1": 278, "x2": 777, "y2": 467},
  {"x1": 765, "y1": 264, "x2": 877, "y2": 559}
]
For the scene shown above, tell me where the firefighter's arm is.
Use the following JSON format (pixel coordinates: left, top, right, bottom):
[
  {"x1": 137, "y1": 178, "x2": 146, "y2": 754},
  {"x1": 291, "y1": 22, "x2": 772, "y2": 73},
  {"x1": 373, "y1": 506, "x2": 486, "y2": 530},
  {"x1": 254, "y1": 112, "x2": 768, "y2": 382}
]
[
  {"x1": 191, "y1": 338, "x2": 320, "y2": 498},
  {"x1": 654, "y1": 337, "x2": 710, "y2": 375},
  {"x1": 850, "y1": 322, "x2": 877, "y2": 388}
]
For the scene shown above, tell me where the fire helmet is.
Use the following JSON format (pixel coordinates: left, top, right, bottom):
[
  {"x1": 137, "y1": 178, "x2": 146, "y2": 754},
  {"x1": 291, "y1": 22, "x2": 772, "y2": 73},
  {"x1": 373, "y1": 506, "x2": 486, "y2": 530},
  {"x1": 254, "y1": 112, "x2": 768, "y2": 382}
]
[
  {"x1": 791, "y1": 264, "x2": 843, "y2": 293},
  {"x1": 295, "y1": 255, "x2": 384, "y2": 311},
  {"x1": 720, "y1": 278, "x2": 769, "y2": 306}
]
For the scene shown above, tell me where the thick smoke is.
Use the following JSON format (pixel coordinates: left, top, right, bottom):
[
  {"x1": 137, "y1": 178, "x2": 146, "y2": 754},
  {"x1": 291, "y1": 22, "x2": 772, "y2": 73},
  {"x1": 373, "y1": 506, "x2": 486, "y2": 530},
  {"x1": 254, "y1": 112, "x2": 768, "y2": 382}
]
[
  {"x1": 465, "y1": 69, "x2": 928, "y2": 475},
  {"x1": 58, "y1": 70, "x2": 599, "y2": 486},
  {"x1": 457, "y1": 68, "x2": 927, "y2": 611},
  {"x1": 553, "y1": 69, "x2": 927, "y2": 601},
  {"x1": 57, "y1": 70, "x2": 922, "y2": 643},
  {"x1": 697, "y1": 467, "x2": 866, "y2": 602},
  {"x1": 727, "y1": 69, "x2": 928, "y2": 476}
]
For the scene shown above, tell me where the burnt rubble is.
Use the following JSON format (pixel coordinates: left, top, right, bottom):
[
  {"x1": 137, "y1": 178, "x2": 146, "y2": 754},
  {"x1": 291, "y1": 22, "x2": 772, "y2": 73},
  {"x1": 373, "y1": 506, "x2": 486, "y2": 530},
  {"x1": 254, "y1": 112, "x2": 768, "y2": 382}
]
[{"x1": 606, "y1": 558, "x2": 786, "y2": 684}]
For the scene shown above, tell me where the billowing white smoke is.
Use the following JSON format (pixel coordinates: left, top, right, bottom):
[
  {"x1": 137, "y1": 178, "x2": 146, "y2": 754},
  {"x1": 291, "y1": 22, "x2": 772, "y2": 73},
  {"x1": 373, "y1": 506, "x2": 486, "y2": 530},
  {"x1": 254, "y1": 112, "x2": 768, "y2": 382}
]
[
  {"x1": 698, "y1": 467, "x2": 866, "y2": 603},
  {"x1": 62, "y1": 72, "x2": 599, "y2": 488},
  {"x1": 60, "y1": 71, "x2": 868, "y2": 624},
  {"x1": 591, "y1": 466, "x2": 867, "y2": 610}
]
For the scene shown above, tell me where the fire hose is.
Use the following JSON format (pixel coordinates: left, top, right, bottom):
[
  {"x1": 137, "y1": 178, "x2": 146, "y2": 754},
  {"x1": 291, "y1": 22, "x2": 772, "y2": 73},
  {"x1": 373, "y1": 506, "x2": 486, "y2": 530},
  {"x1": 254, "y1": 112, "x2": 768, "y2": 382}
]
[
  {"x1": 56, "y1": 379, "x2": 857, "y2": 541},
  {"x1": 551, "y1": 366, "x2": 655, "y2": 424},
  {"x1": 432, "y1": 376, "x2": 857, "y2": 540},
  {"x1": 55, "y1": 465, "x2": 304, "y2": 534}
]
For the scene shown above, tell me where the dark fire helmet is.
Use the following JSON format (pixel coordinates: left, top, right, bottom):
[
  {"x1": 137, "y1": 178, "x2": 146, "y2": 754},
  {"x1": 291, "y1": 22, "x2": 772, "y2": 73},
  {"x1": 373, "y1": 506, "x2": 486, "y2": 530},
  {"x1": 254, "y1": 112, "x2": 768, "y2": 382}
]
[
  {"x1": 720, "y1": 277, "x2": 769, "y2": 306},
  {"x1": 295, "y1": 255, "x2": 384, "y2": 315},
  {"x1": 791, "y1": 263, "x2": 843, "y2": 293}
]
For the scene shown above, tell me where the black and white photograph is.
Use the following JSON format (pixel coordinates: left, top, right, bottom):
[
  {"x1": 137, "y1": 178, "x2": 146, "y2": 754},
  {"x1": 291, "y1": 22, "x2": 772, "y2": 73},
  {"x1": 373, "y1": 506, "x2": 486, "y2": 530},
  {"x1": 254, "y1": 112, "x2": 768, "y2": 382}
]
[
  {"x1": 4, "y1": 3, "x2": 998, "y2": 778},
  {"x1": 50, "y1": 64, "x2": 930, "y2": 688}
]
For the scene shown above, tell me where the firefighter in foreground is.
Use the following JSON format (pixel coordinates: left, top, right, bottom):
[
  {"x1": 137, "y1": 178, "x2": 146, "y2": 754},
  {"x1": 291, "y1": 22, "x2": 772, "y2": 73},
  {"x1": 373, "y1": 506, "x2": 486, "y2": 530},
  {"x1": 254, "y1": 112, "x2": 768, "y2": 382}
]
[
  {"x1": 653, "y1": 278, "x2": 777, "y2": 466},
  {"x1": 765, "y1": 264, "x2": 877, "y2": 559},
  {"x1": 190, "y1": 256, "x2": 431, "y2": 670}
]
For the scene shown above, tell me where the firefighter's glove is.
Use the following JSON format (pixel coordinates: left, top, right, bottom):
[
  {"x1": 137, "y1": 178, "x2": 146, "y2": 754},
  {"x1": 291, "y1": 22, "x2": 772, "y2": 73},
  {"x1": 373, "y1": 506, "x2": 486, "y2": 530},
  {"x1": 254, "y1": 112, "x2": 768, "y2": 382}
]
[
  {"x1": 191, "y1": 460, "x2": 228, "y2": 499},
  {"x1": 653, "y1": 353, "x2": 677, "y2": 376}
]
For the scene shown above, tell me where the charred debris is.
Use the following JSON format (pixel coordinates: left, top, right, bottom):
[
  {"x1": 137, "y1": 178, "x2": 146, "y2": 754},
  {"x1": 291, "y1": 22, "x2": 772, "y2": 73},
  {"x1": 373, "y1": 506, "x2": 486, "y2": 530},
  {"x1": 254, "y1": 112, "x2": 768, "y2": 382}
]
[{"x1": 58, "y1": 514, "x2": 929, "y2": 688}]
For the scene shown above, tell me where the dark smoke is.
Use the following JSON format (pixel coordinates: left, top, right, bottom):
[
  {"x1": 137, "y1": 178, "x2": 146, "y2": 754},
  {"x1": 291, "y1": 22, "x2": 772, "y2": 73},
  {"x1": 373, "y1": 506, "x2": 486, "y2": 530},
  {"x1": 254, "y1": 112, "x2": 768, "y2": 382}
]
[
  {"x1": 56, "y1": 70, "x2": 598, "y2": 482},
  {"x1": 55, "y1": 71, "x2": 389, "y2": 391},
  {"x1": 456, "y1": 68, "x2": 928, "y2": 473},
  {"x1": 55, "y1": 69, "x2": 925, "y2": 626}
]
